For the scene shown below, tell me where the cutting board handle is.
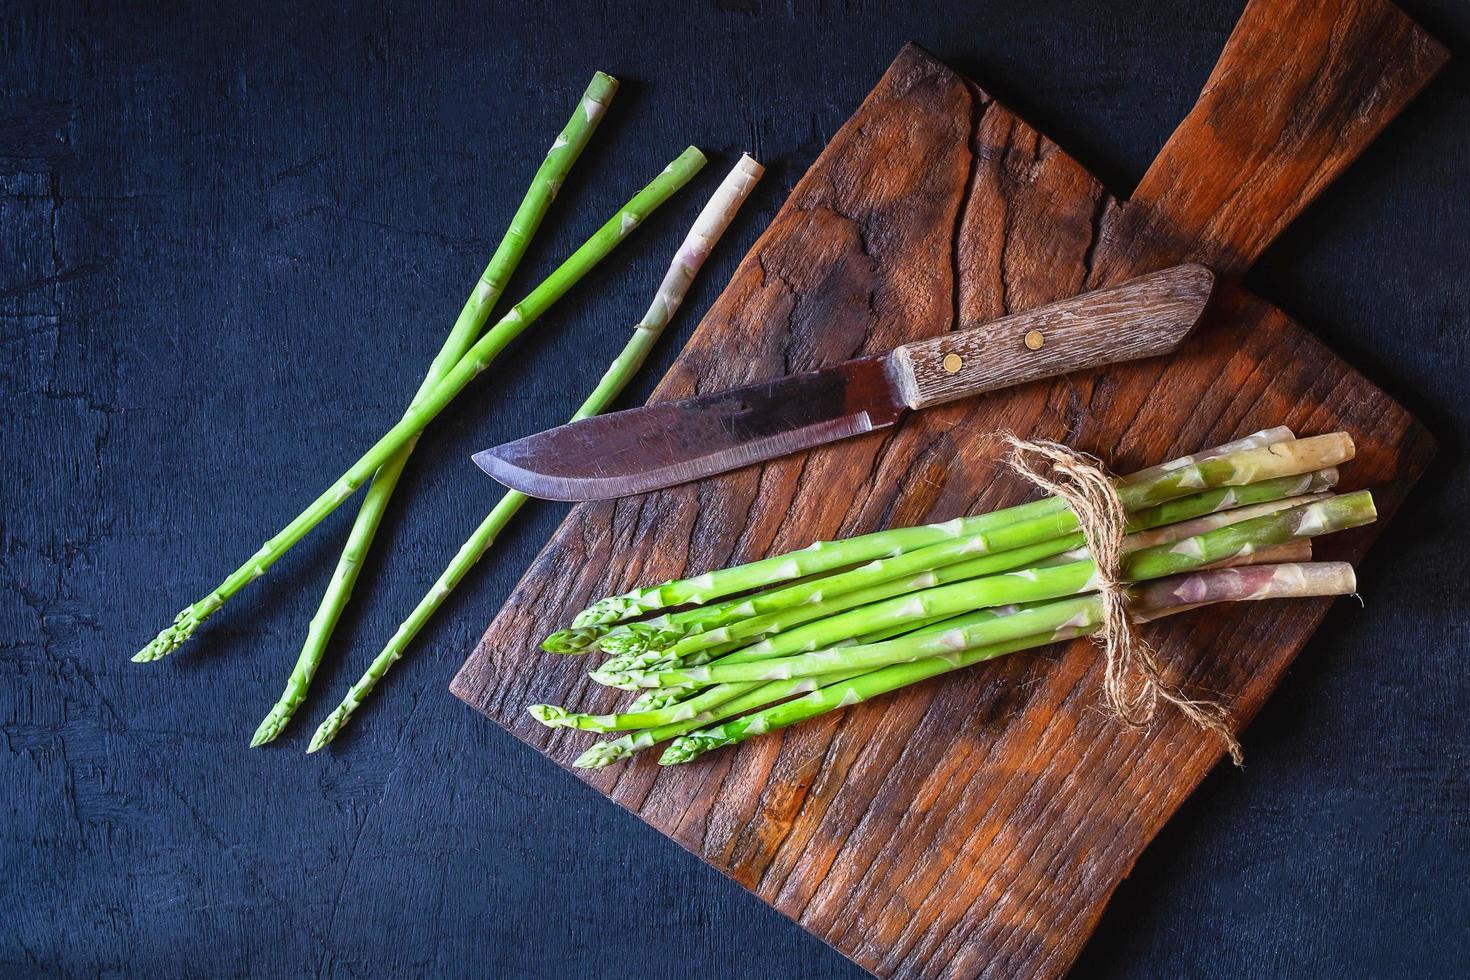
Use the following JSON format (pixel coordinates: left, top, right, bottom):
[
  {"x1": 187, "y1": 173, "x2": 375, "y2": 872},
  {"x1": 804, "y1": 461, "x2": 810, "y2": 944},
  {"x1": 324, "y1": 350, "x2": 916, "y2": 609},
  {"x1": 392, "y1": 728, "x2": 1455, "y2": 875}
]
[{"x1": 1095, "y1": 0, "x2": 1446, "y2": 282}]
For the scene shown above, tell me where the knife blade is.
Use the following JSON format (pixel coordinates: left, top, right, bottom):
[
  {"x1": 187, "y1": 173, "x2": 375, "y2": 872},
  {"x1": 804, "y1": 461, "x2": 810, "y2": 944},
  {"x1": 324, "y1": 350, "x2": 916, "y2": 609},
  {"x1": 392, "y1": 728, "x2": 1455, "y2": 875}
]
[{"x1": 474, "y1": 263, "x2": 1215, "y2": 500}]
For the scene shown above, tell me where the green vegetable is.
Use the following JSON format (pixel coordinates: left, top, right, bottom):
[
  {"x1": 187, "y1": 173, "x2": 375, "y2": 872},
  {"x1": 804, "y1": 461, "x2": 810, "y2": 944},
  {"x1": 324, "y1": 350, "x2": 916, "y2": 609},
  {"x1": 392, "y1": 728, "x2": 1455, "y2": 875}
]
[
  {"x1": 306, "y1": 155, "x2": 765, "y2": 750},
  {"x1": 614, "y1": 491, "x2": 1375, "y2": 688},
  {"x1": 597, "y1": 469, "x2": 1337, "y2": 664},
  {"x1": 588, "y1": 474, "x2": 1337, "y2": 683},
  {"x1": 659, "y1": 559, "x2": 1360, "y2": 764},
  {"x1": 250, "y1": 72, "x2": 619, "y2": 746},
  {"x1": 133, "y1": 145, "x2": 708, "y2": 664},
  {"x1": 565, "y1": 431, "x2": 1349, "y2": 629}
]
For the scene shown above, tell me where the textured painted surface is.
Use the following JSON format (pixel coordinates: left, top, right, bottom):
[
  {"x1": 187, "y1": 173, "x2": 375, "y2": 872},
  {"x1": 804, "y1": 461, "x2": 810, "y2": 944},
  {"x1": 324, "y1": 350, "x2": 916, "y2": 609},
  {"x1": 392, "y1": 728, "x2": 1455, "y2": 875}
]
[{"x1": 1, "y1": 2, "x2": 1466, "y2": 977}]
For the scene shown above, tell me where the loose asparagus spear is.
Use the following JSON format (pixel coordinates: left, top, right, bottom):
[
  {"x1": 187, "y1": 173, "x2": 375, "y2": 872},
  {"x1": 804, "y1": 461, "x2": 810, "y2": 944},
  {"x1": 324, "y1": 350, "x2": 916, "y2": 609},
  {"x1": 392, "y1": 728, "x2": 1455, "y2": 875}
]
[
  {"x1": 306, "y1": 155, "x2": 766, "y2": 750},
  {"x1": 593, "y1": 475, "x2": 1339, "y2": 679},
  {"x1": 133, "y1": 146, "x2": 708, "y2": 663},
  {"x1": 250, "y1": 73, "x2": 619, "y2": 747},
  {"x1": 611, "y1": 491, "x2": 1375, "y2": 688},
  {"x1": 659, "y1": 560, "x2": 1359, "y2": 764},
  {"x1": 565, "y1": 432, "x2": 1349, "y2": 629}
]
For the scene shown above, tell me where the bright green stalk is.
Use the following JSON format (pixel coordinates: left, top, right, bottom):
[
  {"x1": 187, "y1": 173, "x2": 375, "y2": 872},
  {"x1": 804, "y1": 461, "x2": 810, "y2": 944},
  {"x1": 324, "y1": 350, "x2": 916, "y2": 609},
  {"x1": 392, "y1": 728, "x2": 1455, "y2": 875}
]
[
  {"x1": 133, "y1": 145, "x2": 707, "y2": 663},
  {"x1": 569, "y1": 603, "x2": 960, "y2": 766},
  {"x1": 305, "y1": 155, "x2": 765, "y2": 750},
  {"x1": 659, "y1": 559, "x2": 1359, "y2": 764},
  {"x1": 587, "y1": 535, "x2": 1078, "y2": 690},
  {"x1": 549, "y1": 429, "x2": 1301, "y2": 649},
  {"x1": 589, "y1": 471, "x2": 1338, "y2": 679},
  {"x1": 542, "y1": 601, "x2": 950, "y2": 735},
  {"x1": 566, "y1": 430, "x2": 1345, "y2": 629},
  {"x1": 591, "y1": 468, "x2": 1339, "y2": 661},
  {"x1": 249, "y1": 72, "x2": 619, "y2": 746},
  {"x1": 574, "y1": 670, "x2": 855, "y2": 768},
  {"x1": 616, "y1": 491, "x2": 1375, "y2": 688},
  {"x1": 571, "y1": 554, "x2": 1343, "y2": 766}
]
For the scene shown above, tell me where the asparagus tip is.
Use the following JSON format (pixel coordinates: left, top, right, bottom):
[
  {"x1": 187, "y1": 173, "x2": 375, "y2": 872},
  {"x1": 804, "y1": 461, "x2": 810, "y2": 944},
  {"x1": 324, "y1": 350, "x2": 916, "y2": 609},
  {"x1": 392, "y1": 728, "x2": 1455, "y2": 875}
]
[
  {"x1": 249, "y1": 712, "x2": 284, "y2": 748},
  {"x1": 307, "y1": 711, "x2": 344, "y2": 753},
  {"x1": 589, "y1": 669, "x2": 640, "y2": 690},
  {"x1": 658, "y1": 735, "x2": 717, "y2": 765},
  {"x1": 569, "y1": 603, "x2": 617, "y2": 630},
  {"x1": 573, "y1": 742, "x2": 626, "y2": 768},
  {"x1": 132, "y1": 605, "x2": 204, "y2": 662},
  {"x1": 527, "y1": 704, "x2": 570, "y2": 728},
  {"x1": 540, "y1": 626, "x2": 603, "y2": 654},
  {"x1": 594, "y1": 629, "x2": 659, "y2": 657}
]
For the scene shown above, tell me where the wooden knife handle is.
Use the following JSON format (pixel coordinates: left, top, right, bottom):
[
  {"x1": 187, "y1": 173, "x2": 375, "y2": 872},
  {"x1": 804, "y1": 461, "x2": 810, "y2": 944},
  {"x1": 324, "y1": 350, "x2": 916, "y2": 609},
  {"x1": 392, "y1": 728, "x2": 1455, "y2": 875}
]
[{"x1": 890, "y1": 263, "x2": 1215, "y2": 410}]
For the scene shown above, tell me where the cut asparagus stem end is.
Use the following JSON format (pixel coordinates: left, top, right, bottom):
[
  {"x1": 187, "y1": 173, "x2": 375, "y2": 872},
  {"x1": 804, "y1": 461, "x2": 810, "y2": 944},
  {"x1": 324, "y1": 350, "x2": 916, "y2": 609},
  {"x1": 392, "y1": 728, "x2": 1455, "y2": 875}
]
[{"x1": 1134, "y1": 560, "x2": 1357, "y2": 612}]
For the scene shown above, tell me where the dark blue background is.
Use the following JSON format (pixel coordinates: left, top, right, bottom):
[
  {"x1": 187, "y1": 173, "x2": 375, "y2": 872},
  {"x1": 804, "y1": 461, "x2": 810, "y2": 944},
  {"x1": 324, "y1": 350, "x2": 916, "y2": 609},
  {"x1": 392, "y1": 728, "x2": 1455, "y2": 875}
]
[{"x1": 4, "y1": 1, "x2": 1467, "y2": 976}]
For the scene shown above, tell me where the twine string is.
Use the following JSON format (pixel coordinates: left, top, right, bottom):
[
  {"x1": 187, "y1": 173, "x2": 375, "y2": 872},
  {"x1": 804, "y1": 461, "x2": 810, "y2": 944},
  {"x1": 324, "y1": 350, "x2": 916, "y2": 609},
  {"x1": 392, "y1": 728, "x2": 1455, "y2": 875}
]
[{"x1": 1003, "y1": 435, "x2": 1244, "y2": 766}]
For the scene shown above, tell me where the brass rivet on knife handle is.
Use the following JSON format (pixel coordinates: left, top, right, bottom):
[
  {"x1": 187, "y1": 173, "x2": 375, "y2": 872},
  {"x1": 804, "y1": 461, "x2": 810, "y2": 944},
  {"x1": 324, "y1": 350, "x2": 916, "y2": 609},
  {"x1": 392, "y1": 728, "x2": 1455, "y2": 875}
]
[{"x1": 889, "y1": 263, "x2": 1214, "y2": 410}]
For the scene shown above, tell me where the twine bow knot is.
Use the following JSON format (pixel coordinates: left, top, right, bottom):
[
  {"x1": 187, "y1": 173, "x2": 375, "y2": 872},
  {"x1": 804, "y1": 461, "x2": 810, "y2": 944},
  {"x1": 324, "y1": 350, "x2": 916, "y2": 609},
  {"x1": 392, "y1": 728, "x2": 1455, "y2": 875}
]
[{"x1": 1003, "y1": 435, "x2": 1243, "y2": 766}]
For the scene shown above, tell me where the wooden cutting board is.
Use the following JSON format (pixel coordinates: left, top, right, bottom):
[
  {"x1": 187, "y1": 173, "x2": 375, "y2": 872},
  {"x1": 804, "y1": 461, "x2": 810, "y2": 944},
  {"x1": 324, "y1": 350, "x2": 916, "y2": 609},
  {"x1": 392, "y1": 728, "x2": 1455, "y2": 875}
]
[{"x1": 453, "y1": 1, "x2": 1445, "y2": 975}]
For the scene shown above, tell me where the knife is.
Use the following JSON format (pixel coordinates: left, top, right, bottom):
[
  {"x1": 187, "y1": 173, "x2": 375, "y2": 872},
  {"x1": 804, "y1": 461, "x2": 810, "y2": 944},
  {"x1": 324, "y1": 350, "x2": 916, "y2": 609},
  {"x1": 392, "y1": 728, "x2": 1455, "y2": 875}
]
[{"x1": 474, "y1": 263, "x2": 1215, "y2": 500}]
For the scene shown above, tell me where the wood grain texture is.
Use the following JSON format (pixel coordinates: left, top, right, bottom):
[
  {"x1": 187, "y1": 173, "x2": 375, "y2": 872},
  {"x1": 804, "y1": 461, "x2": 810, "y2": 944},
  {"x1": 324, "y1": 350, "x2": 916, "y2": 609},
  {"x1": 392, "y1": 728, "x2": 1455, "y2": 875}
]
[
  {"x1": 452, "y1": 1, "x2": 1445, "y2": 976},
  {"x1": 893, "y1": 263, "x2": 1213, "y2": 409}
]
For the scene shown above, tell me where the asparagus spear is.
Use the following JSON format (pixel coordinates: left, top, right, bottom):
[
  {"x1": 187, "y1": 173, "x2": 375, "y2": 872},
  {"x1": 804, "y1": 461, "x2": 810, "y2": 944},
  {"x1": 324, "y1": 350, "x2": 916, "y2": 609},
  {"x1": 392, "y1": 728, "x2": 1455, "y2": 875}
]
[
  {"x1": 250, "y1": 73, "x2": 619, "y2": 747},
  {"x1": 611, "y1": 491, "x2": 1375, "y2": 688},
  {"x1": 306, "y1": 155, "x2": 766, "y2": 750},
  {"x1": 133, "y1": 146, "x2": 708, "y2": 663},
  {"x1": 574, "y1": 556, "x2": 1347, "y2": 767},
  {"x1": 570, "y1": 603, "x2": 972, "y2": 765},
  {"x1": 660, "y1": 560, "x2": 1359, "y2": 764},
  {"x1": 541, "y1": 615, "x2": 930, "y2": 733},
  {"x1": 593, "y1": 475, "x2": 1338, "y2": 680},
  {"x1": 588, "y1": 535, "x2": 1081, "y2": 686},
  {"x1": 590, "y1": 469, "x2": 1339, "y2": 661},
  {"x1": 564, "y1": 431, "x2": 1348, "y2": 629},
  {"x1": 570, "y1": 539, "x2": 1310, "y2": 768},
  {"x1": 546, "y1": 430, "x2": 1301, "y2": 651}
]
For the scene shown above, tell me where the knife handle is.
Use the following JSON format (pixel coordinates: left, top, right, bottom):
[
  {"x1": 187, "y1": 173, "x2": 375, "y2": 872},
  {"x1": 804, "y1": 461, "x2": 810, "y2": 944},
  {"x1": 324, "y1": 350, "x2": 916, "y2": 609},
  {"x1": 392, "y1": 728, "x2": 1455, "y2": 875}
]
[{"x1": 889, "y1": 263, "x2": 1215, "y2": 410}]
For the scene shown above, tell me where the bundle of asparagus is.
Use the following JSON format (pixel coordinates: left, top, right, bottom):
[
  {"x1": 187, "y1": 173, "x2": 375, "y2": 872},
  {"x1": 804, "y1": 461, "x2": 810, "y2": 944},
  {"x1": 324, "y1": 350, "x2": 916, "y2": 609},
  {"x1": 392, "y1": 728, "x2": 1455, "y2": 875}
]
[{"x1": 529, "y1": 429, "x2": 1373, "y2": 767}]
